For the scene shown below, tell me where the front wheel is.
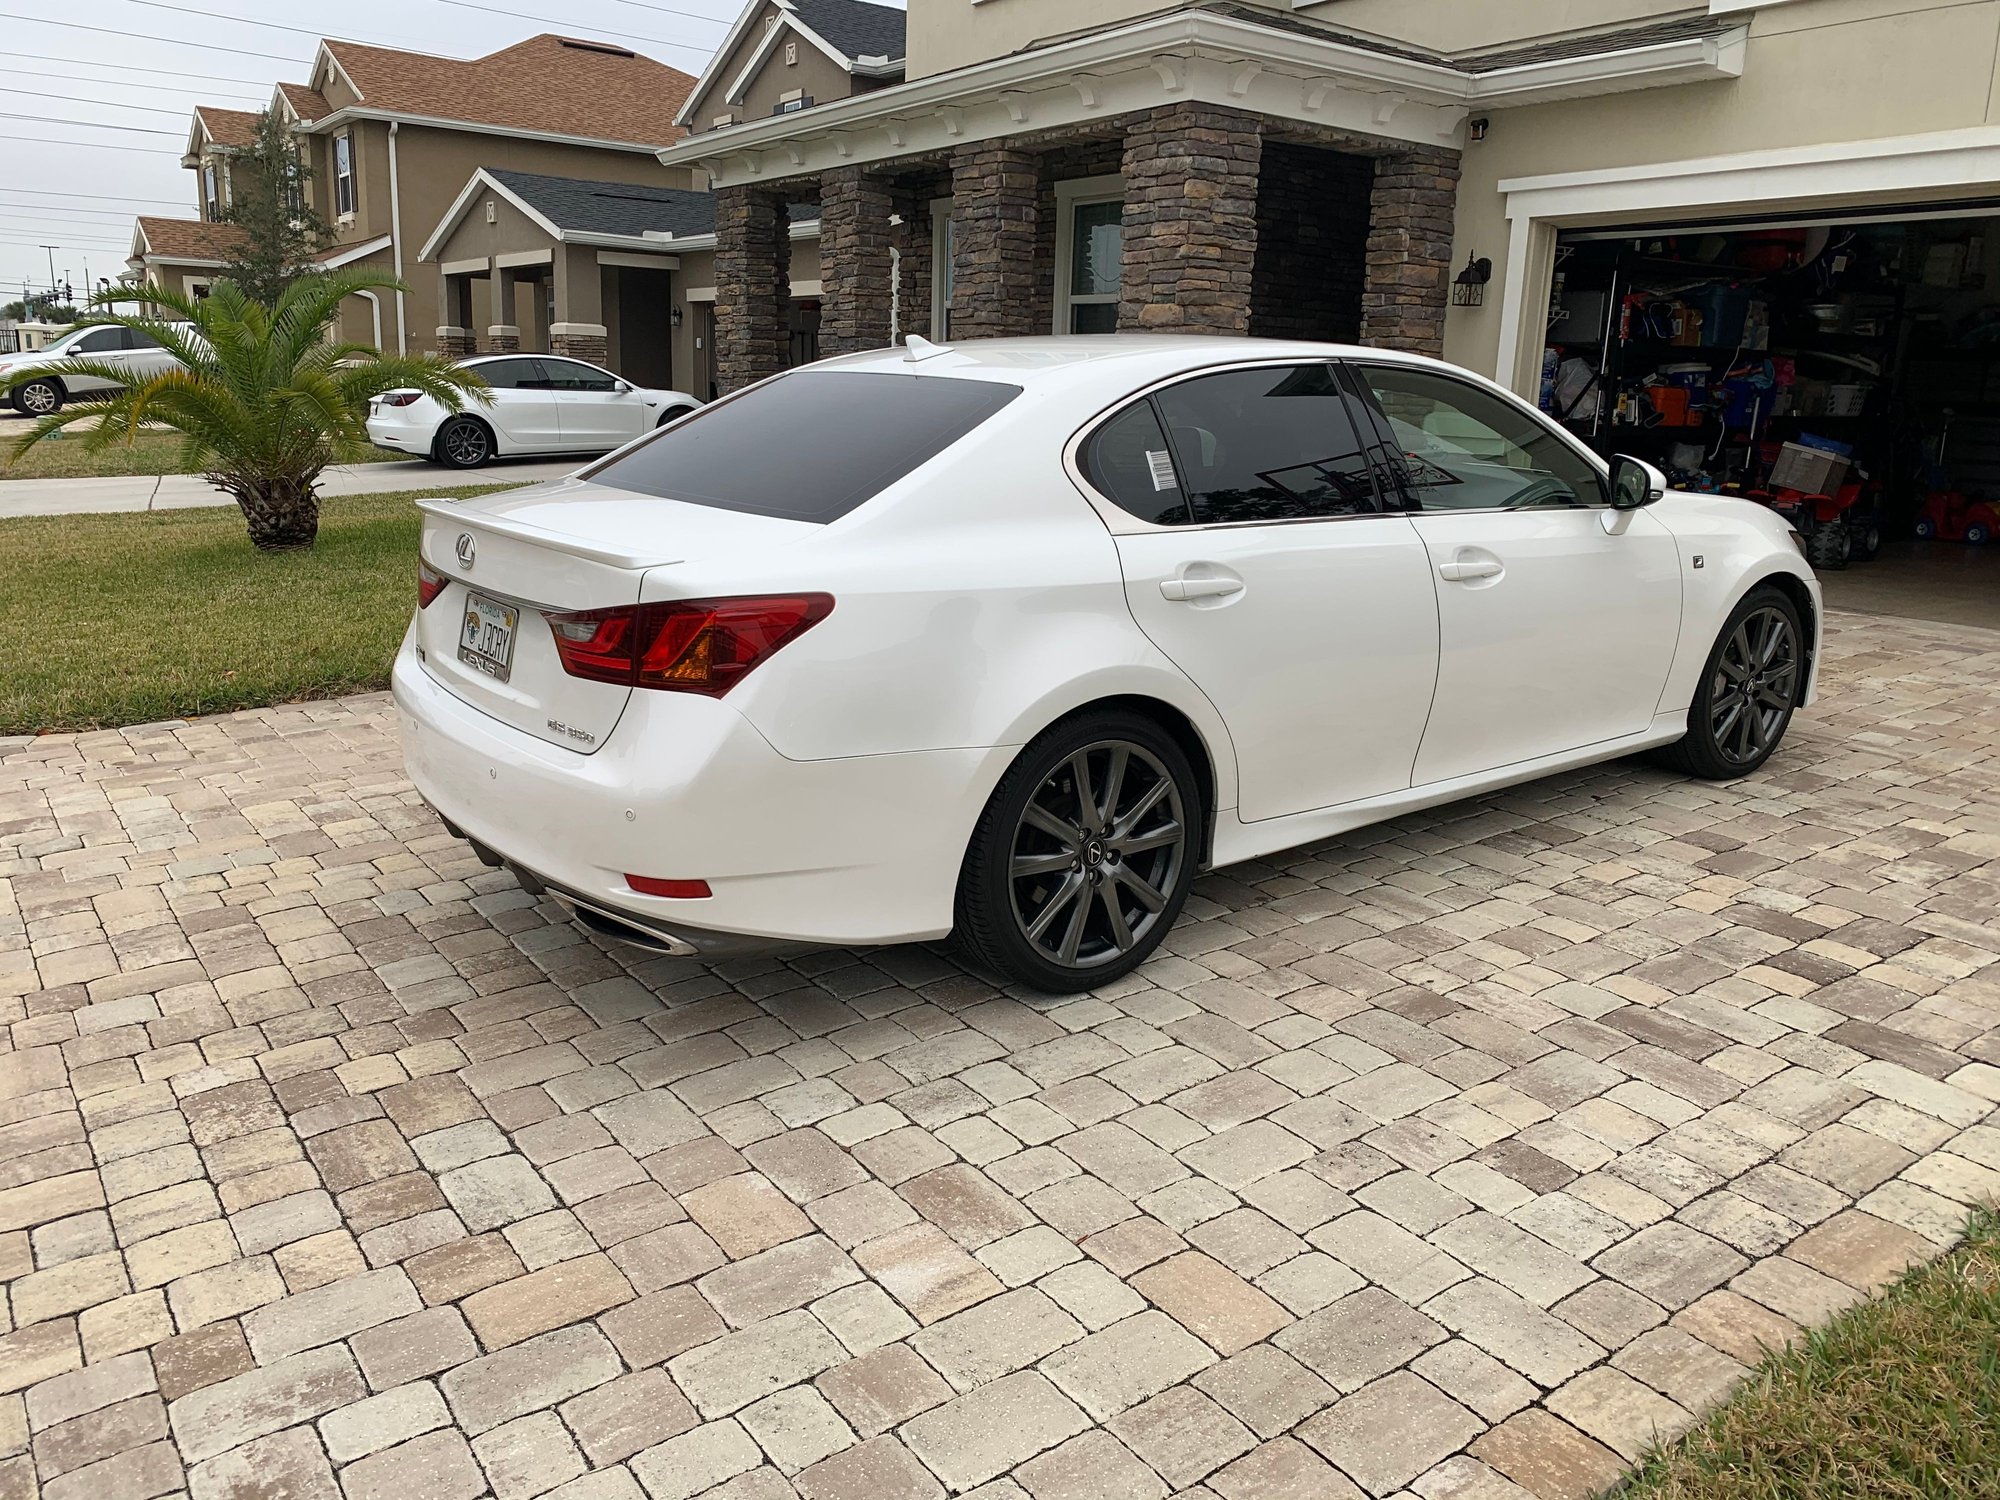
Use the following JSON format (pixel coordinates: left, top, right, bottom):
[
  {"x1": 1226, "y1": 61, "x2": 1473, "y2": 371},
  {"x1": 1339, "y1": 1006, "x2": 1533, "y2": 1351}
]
[
  {"x1": 1805, "y1": 522, "x2": 1849, "y2": 571},
  {"x1": 954, "y1": 712, "x2": 1200, "y2": 992},
  {"x1": 1655, "y1": 586, "x2": 1804, "y2": 780},
  {"x1": 434, "y1": 416, "x2": 492, "y2": 469},
  {"x1": 1914, "y1": 517, "x2": 1937, "y2": 539},
  {"x1": 11, "y1": 379, "x2": 61, "y2": 417}
]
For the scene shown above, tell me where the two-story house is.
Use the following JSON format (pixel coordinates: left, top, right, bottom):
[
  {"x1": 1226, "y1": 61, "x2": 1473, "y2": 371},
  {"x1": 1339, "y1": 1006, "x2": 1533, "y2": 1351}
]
[{"x1": 132, "y1": 33, "x2": 701, "y2": 362}]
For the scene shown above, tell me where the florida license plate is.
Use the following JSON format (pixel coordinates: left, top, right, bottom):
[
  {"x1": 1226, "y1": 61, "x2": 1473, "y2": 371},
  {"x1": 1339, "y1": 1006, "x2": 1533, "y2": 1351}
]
[{"x1": 458, "y1": 593, "x2": 518, "y2": 682}]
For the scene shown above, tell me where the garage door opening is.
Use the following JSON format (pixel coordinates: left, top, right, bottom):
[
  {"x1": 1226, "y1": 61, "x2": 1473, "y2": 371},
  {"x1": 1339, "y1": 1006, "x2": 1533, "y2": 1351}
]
[{"x1": 1542, "y1": 209, "x2": 2000, "y2": 629}]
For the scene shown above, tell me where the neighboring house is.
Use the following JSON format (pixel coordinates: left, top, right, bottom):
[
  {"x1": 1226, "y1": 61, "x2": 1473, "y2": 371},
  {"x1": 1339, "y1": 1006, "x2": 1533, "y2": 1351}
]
[
  {"x1": 131, "y1": 34, "x2": 701, "y2": 359},
  {"x1": 676, "y1": 0, "x2": 908, "y2": 133},
  {"x1": 651, "y1": 0, "x2": 2000, "y2": 406},
  {"x1": 420, "y1": 169, "x2": 823, "y2": 398}
]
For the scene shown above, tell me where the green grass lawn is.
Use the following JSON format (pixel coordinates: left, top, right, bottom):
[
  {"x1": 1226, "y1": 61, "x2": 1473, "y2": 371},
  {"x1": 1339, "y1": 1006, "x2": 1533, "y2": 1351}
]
[
  {"x1": 1621, "y1": 1209, "x2": 1999, "y2": 1500},
  {"x1": 0, "y1": 428, "x2": 402, "y2": 480},
  {"x1": 0, "y1": 485, "x2": 512, "y2": 734}
]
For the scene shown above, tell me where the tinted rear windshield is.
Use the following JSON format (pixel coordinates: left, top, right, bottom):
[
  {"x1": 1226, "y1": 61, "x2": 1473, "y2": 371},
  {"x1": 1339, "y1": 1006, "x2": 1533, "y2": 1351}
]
[{"x1": 585, "y1": 369, "x2": 1022, "y2": 522}]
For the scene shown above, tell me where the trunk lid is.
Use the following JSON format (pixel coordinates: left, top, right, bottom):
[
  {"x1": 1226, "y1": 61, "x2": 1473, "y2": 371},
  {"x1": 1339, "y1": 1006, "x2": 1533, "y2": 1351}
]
[{"x1": 412, "y1": 480, "x2": 818, "y2": 752}]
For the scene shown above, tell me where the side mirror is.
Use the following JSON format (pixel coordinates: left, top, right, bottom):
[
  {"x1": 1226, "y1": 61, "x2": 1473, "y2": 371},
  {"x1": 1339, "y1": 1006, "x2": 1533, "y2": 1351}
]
[
  {"x1": 1608, "y1": 454, "x2": 1666, "y2": 510},
  {"x1": 614, "y1": 380, "x2": 632, "y2": 395}
]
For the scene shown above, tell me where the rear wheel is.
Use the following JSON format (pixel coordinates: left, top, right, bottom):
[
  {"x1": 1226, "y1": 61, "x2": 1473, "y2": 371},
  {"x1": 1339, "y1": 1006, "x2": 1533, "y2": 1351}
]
[
  {"x1": 1850, "y1": 520, "x2": 1881, "y2": 560},
  {"x1": 11, "y1": 379, "x2": 61, "y2": 417},
  {"x1": 435, "y1": 416, "x2": 493, "y2": 469},
  {"x1": 1655, "y1": 586, "x2": 1804, "y2": 780},
  {"x1": 1805, "y1": 522, "x2": 1849, "y2": 570},
  {"x1": 955, "y1": 711, "x2": 1200, "y2": 993},
  {"x1": 1969, "y1": 522, "x2": 1991, "y2": 546}
]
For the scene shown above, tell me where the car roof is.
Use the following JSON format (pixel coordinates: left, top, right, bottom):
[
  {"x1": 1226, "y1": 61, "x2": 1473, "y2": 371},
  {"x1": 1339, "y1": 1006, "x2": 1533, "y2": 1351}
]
[{"x1": 811, "y1": 334, "x2": 1453, "y2": 394}]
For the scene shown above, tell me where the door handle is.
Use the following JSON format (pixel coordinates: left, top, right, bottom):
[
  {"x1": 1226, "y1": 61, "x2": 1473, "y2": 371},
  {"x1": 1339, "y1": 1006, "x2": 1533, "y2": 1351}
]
[
  {"x1": 1438, "y1": 556, "x2": 1504, "y2": 582},
  {"x1": 1160, "y1": 576, "x2": 1244, "y2": 601}
]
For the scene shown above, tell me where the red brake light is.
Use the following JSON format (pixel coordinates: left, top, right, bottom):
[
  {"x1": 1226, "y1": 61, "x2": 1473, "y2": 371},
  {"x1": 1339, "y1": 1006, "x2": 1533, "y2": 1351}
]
[
  {"x1": 544, "y1": 594, "x2": 832, "y2": 696},
  {"x1": 626, "y1": 875, "x2": 711, "y2": 899},
  {"x1": 418, "y1": 559, "x2": 447, "y2": 609},
  {"x1": 381, "y1": 391, "x2": 421, "y2": 407}
]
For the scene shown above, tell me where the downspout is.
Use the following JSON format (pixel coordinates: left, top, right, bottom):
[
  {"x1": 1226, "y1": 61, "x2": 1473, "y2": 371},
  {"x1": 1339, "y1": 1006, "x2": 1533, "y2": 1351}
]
[
  {"x1": 387, "y1": 121, "x2": 407, "y2": 353},
  {"x1": 355, "y1": 289, "x2": 383, "y2": 352}
]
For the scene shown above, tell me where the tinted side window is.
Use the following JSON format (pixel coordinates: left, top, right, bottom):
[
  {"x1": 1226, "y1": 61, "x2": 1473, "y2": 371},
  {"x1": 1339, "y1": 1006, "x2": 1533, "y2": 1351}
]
[
  {"x1": 1080, "y1": 399, "x2": 1191, "y2": 525},
  {"x1": 586, "y1": 370, "x2": 1021, "y2": 522},
  {"x1": 1153, "y1": 364, "x2": 1379, "y2": 524},
  {"x1": 74, "y1": 329, "x2": 123, "y2": 354},
  {"x1": 1356, "y1": 364, "x2": 1603, "y2": 511},
  {"x1": 545, "y1": 360, "x2": 617, "y2": 393},
  {"x1": 123, "y1": 330, "x2": 161, "y2": 351},
  {"x1": 474, "y1": 358, "x2": 541, "y2": 391}
]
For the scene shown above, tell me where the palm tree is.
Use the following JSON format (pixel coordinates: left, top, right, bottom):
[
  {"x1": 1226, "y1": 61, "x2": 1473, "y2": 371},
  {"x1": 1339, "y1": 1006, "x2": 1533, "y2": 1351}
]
[{"x1": 2, "y1": 271, "x2": 489, "y2": 550}]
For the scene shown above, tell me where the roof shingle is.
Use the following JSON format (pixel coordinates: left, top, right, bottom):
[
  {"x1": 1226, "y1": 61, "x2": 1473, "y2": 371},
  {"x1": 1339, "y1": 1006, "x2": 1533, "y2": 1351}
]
[
  {"x1": 791, "y1": 0, "x2": 906, "y2": 63},
  {"x1": 320, "y1": 33, "x2": 696, "y2": 145},
  {"x1": 194, "y1": 107, "x2": 262, "y2": 149},
  {"x1": 134, "y1": 218, "x2": 245, "y2": 262}
]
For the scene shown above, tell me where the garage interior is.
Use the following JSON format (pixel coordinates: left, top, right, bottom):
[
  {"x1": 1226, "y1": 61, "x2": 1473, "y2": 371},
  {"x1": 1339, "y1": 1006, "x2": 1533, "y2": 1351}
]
[{"x1": 1541, "y1": 208, "x2": 2000, "y2": 629}]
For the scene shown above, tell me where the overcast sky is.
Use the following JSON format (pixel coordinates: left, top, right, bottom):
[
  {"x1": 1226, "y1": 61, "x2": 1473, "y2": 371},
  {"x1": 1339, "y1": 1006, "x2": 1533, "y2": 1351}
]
[{"x1": 0, "y1": 0, "x2": 818, "y2": 300}]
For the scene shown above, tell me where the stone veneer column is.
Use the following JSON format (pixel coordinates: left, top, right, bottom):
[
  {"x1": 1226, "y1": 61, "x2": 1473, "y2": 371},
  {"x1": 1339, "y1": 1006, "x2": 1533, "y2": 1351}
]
[
  {"x1": 549, "y1": 326, "x2": 610, "y2": 366},
  {"x1": 1118, "y1": 103, "x2": 1263, "y2": 335},
  {"x1": 714, "y1": 184, "x2": 791, "y2": 391},
  {"x1": 435, "y1": 329, "x2": 477, "y2": 358},
  {"x1": 1359, "y1": 147, "x2": 1462, "y2": 356},
  {"x1": 949, "y1": 145, "x2": 1039, "y2": 339},
  {"x1": 818, "y1": 166, "x2": 896, "y2": 355}
]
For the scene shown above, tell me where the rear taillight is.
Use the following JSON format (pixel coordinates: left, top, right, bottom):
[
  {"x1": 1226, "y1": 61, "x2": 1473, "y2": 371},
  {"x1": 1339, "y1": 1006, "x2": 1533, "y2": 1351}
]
[
  {"x1": 381, "y1": 391, "x2": 421, "y2": 407},
  {"x1": 544, "y1": 594, "x2": 832, "y2": 696},
  {"x1": 418, "y1": 559, "x2": 447, "y2": 609}
]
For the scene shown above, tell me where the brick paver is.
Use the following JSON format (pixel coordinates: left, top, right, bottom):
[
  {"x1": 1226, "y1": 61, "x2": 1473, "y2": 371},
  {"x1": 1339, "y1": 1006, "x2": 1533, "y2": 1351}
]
[{"x1": 4, "y1": 611, "x2": 1999, "y2": 1498}]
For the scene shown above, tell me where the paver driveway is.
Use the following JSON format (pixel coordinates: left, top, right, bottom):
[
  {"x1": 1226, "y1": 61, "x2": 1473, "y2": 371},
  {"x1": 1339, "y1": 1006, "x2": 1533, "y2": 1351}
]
[{"x1": 3, "y1": 611, "x2": 1998, "y2": 1500}]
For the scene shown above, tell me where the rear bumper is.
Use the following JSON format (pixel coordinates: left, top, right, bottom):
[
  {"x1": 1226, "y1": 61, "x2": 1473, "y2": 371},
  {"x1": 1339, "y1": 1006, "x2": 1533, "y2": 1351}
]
[
  {"x1": 392, "y1": 626, "x2": 1012, "y2": 949},
  {"x1": 366, "y1": 412, "x2": 437, "y2": 456}
]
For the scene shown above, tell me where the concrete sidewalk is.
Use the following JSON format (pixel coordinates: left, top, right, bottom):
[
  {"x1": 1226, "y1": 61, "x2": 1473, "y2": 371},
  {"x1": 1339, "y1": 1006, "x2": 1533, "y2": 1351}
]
[{"x1": 0, "y1": 456, "x2": 580, "y2": 518}]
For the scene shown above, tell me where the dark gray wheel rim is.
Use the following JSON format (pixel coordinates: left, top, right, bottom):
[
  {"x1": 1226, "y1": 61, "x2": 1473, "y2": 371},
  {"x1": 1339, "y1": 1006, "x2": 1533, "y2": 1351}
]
[
  {"x1": 20, "y1": 382, "x2": 55, "y2": 415},
  {"x1": 1709, "y1": 606, "x2": 1798, "y2": 767},
  {"x1": 1009, "y1": 739, "x2": 1186, "y2": 972},
  {"x1": 443, "y1": 421, "x2": 487, "y2": 465}
]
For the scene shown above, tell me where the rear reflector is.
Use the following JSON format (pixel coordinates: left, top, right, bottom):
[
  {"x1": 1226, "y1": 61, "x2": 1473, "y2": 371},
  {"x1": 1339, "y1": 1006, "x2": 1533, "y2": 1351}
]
[
  {"x1": 545, "y1": 594, "x2": 833, "y2": 696},
  {"x1": 626, "y1": 875, "x2": 711, "y2": 899},
  {"x1": 418, "y1": 559, "x2": 447, "y2": 609}
]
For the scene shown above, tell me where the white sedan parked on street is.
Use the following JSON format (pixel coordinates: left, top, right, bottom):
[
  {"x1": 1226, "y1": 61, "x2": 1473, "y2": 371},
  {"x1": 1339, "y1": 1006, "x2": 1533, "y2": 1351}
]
[
  {"x1": 367, "y1": 353, "x2": 701, "y2": 468},
  {"x1": 395, "y1": 336, "x2": 1820, "y2": 992}
]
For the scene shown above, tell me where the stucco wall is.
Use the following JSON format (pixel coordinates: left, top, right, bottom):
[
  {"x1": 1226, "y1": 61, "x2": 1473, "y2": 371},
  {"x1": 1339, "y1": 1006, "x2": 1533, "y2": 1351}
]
[
  {"x1": 688, "y1": 6, "x2": 865, "y2": 131},
  {"x1": 1440, "y1": 0, "x2": 2000, "y2": 382}
]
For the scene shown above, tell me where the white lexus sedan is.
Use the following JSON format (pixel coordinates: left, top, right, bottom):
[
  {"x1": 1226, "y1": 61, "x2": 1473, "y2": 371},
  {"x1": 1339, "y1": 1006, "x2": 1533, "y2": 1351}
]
[
  {"x1": 395, "y1": 336, "x2": 1819, "y2": 992},
  {"x1": 367, "y1": 352, "x2": 701, "y2": 468}
]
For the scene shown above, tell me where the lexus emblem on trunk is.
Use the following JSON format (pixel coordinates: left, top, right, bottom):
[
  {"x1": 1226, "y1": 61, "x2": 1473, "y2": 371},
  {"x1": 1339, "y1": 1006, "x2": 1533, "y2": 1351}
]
[{"x1": 455, "y1": 533, "x2": 476, "y2": 570}]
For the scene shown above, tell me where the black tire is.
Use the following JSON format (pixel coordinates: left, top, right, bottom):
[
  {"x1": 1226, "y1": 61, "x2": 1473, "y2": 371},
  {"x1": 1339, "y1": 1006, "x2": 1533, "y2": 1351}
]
[
  {"x1": 656, "y1": 404, "x2": 697, "y2": 428},
  {"x1": 1850, "y1": 520, "x2": 1881, "y2": 561},
  {"x1": 11, "y1": 379, "x2": 62, "y2": 418},
  {"x1": 1805, "y1": 521, "x2": 1848, "y2": 570},
  {"x1": 1655, "y1": 585, "x2": 1804, "y2": 781},
  {"x1": 434, "y1": 416, "x2": 493, "y2": 469},
  {"x1": 955, "y1": 710, "x2": 1201, "y2": 993}
]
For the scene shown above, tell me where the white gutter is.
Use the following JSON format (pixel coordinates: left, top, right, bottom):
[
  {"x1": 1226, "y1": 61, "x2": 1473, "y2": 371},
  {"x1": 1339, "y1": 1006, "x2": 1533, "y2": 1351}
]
[
  {"x1": 298, "y1": 106, "x2": 672, "y2": 157},
  {"x1": 388, "y1": 121, "x2": 406, "y2": 354}
]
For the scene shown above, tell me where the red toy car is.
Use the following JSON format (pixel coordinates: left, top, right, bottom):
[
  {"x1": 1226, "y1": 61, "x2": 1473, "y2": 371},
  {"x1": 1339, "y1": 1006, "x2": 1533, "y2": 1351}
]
[{"x1": 1914, "y1": 490, "x2": 1997, "y2": 544}]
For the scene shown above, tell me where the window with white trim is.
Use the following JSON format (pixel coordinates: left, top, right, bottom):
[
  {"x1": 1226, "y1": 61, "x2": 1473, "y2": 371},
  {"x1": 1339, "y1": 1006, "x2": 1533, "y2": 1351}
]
[
  {"x1": 202, "y1": 165, "x2": 220, "y2": 222},
  {"x1": 1053, "y1": 176, "x2": 1123, "y2": 334},
  {"x1": 333, "y1": 132, "x2": 356, "y2": 218}
]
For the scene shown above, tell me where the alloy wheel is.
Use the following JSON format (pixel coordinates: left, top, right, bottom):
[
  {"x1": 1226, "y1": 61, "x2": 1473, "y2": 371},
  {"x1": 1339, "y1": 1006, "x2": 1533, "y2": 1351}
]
[
  {"x1": 1008, "y1": 738, "x2": 1186, "y2": 972},
  {"x1": 1708, "y1": 606, "x2": 1798, "y2": 767},
  {"x1": 19, "y1": 382, "x2": 56, "y2": 416},
  {"x1": 443, "y1": 421, "x2": 489, "y2": 466}
]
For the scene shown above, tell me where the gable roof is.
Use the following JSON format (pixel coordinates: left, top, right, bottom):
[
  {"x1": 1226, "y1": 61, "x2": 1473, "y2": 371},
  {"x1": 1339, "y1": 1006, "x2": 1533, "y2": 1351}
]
[
  {"x1": 676, "y1": 0, "x2": 906, "y2": 127},
  {"x1": 275, "y1": 81, "x2": 332, "y2": 123},
  {"x1": 131, "y1": 217, "x2": 245, "y2": 266},
  {"x1": 192, "y1": 107, "x2": 262, "y2": 152},
  {"x1": 482, "y1": 169, "x2": 719, "y2": 240},
  {"x1": 309, "y1": 33, "x2": 696, "y2": 147},
  {"x1": 790, "y1": 0, "x2": 906, "y2": 63}
]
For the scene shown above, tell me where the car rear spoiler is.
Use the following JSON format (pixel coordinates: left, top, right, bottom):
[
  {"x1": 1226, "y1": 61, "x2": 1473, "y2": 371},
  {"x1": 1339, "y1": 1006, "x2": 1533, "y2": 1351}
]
[{"x1": 412, "y1": 495, "x2": 686, "y2": 570}]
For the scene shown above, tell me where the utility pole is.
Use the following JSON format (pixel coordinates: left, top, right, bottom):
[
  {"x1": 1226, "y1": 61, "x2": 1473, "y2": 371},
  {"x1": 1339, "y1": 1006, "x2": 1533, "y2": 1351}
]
[{"x1": 40, "y1": 246, "x2": 57, "y2": 294}]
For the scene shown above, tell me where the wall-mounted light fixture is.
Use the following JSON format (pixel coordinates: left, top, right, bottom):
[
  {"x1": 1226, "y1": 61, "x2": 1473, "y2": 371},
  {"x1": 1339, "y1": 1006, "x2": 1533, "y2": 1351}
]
[
  {"x1": 671, "y1": 305, "x2": 684, "y2": 329},
  {"x1": 1452, "y1": 252, "x2": 1492, "y2": 307}
]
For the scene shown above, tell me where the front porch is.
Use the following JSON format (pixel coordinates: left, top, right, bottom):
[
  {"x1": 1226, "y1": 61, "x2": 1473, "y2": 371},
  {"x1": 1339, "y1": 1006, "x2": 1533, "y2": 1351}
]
[{"x1": 706, "y1": 103, "x2": 1459, "y2": 390}]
